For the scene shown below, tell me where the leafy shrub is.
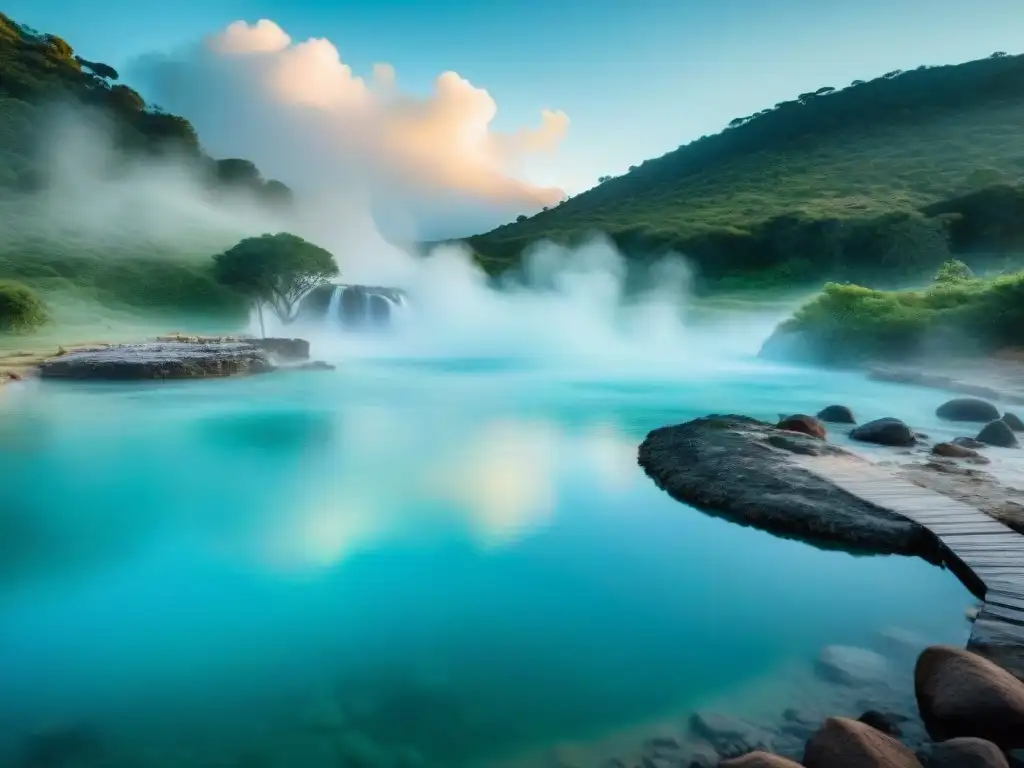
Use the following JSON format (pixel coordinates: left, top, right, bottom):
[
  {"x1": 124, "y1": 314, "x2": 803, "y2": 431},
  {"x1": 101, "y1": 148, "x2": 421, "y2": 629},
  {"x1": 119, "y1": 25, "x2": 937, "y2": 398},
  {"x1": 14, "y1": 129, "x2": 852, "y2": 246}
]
[
  {"x1": 934, "y1": 258, "x2": 974, "y2": 282},
  {"x1": 0, "y1": 279, "x2": 48, "y2": 332}
]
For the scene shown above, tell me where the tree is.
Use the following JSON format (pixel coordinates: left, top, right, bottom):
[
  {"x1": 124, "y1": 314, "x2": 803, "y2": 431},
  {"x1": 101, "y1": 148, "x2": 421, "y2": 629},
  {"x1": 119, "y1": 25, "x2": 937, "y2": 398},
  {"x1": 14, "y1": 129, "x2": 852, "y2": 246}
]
[
  {"x1": 0, "y1": 280, "x2": 49, "y2": 332},
  {"x1": 597, "y1": 175, "x2": 612, "y2": 183},
  {"x1": 934, "y1": 259, "x2": 974, "y2": 283},
  {"x1": 212, "y1": 233, "x2": 339, "y2": 336},
  {"x1": 516, "y1": 215, "x2": 528, "y2": 223}
]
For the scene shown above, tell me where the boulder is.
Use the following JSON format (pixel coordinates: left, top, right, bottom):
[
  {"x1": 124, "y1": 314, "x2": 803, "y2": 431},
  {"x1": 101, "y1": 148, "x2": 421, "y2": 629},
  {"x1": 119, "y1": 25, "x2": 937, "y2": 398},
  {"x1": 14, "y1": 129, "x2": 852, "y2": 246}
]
[
  {"x1": 915, "y1": 645, "x2": 1024, "y2": 748},
  {"x1": 937, "y1": 398, "x2": 1001, "y2": 423},
  {"x1": 638, "y1": 416, "x2": 937, "y2": 557},
  {"x1": 816, "y1": 645, "x2": 890, "y2": 687},
  {"x1": 803, "y1": 717, "x2": 921, "y2": 768},
  {"x1": 920, "y1": 737, "x2": 1009, "y2": 768},
  {"x1": 719, "y1": 752, "x2": 803, "y2": 768},
  {"x1": 1003, "y1": 413, "x2": 1024, "y2": 432},
  {"x1": 38, "y1": 342, "x2": 274, "y2": 380},
  {"x1": 977, "y1": 420, "x2": 1019, "y2": 448},
  {"x1": 817, "y1": 405, "x2": 856, "y2": 424},
  {"x1": 932, "y1": 441, "x2": 980, "y2": 458},
  {"x1": 850, "y1": 418, "x2": 916, "y2": 447},
  {"x1": 777, "y1": 414, "x2": 827, "y2": 440}
]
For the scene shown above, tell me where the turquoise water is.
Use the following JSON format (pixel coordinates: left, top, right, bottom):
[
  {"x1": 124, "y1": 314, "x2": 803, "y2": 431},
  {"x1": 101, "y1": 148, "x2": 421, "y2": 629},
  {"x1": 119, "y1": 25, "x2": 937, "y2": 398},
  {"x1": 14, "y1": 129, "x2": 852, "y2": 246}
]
[{"x1": 0, "y1": 353, "x2": 972, "y2": 767}]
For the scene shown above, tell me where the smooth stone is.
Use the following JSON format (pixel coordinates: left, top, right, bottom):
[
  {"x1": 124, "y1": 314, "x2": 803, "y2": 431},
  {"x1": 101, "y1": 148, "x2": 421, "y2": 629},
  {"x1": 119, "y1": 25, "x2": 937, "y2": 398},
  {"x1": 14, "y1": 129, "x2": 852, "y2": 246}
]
[
  {"x1": 850, "y1": 418, "x2": 916, "y2": 447},
  {"x1": 1003, "y1": 413, "x2": 1024, "y2": 432},
  {"x1": 937, "y1": 398, "x2": 1001, "y2": 422},
  {"x1": 803, "y1": 717, "x2": 922, "y2": 768},
  {"x1": 915, "y1": 645, "x2": 1024, "y2": 749},
  {"x1": 638, "y1": 416, "x2": 936, "y2": 557},
  {"x1": 977, "y1": 420, "x2": 1019, "y2": 448},
  {"x1": 777, "y1": 414, "x2": 827, "y2": 439},
  {"x1": 932, "y1": 441, "x2": 980, "y2": 458},
  {"x1": 966, "y1": 605, "x2": 981, "y2": 622},
  {"x1": 817, "y1": 405, "x2": 856, "y2": 424},
  {"x1": 816, "y1": 645, "x2": 890, "y2": 687},
  {"x1": 719, "y1": 752, "x2": 803, "y2": 768},
  {"x1": 921, "y1": 737, "x2": 1009, "y2": 768}
]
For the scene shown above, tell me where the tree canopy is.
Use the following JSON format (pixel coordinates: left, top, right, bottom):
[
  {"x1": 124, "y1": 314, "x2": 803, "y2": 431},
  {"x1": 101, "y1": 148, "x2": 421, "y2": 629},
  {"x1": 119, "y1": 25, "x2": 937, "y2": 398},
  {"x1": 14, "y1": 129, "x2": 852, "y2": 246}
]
[
  {"x1": 0, "y1": 279, "x2": 48, "y2": 332},
  {"x1": 212, "y1": 233, "x2": 339, "y2": 332}
]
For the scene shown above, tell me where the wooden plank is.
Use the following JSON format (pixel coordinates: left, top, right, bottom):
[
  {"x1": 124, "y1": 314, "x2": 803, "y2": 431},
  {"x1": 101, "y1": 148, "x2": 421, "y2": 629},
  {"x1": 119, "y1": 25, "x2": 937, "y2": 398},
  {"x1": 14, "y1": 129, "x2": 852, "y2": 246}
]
[{"x1": 979, "y1": 602, "x2": 1024, "y2": 627}]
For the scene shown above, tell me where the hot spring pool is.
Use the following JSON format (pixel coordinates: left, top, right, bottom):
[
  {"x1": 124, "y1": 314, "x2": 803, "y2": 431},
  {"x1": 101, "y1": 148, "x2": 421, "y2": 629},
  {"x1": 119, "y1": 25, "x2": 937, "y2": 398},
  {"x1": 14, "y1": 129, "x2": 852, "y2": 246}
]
[{"x1": 0, "y1": 354, "x2": 974, "y2": 767}]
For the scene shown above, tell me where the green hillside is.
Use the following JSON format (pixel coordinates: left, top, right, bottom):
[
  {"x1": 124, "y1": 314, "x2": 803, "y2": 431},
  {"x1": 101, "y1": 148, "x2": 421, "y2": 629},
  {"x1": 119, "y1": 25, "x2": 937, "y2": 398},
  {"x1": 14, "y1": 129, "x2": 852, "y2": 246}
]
[{"x1": 463, "y1": 52, "x2": 1024, "y2": 287}]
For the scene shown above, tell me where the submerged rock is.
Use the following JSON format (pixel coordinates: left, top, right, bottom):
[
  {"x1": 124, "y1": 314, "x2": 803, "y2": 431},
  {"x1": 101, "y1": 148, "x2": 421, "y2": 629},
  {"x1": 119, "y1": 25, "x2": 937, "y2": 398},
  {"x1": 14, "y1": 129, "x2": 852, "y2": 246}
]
[
  {"x1": 638, "y1": 415, "x2": 936, "y2": 556},
  {"x1": 1003, "y1": 412, "x2": 1024, "y2": 432},
  {"x1": 719, "y1": 752, "x2": 803, "y2": 768},
  {"x1": 817, "y1": 405, "x2": 856, "y2": 424},
  {"x1": 816, "y1": 645, "x2": 890, "y2": 687},
  {"x1": 932, "y1": 441, "x2": 980, "y2": 458},
  {"x1": 937, "y1": 398, "x2": 1001, "y2": 423},
  {"x1": 38, "y1": 342, "x2": 274, "y2": 381},
  {"x1": 689, "y1": 711, "x2": 772, "y2": 758},
  {"x1": 16, "y1": 725, "x2": 107, "y2": 768},
  {"x1": 953, "y1": 437, "x2": 987, "y2": 449},
  {"x1": 977, "y1": 420, "x2": 1019, "y2": 448},
  {"x1": 850, "y1": 418, "x2": 916, "y2": 447},
  {"x1": 920, "y1": 737, "x2": 1009, "y2": 768},
  {"x1": 803, "y1": 717, "x2": 921, "y2": 768},
  {"x1": 858, "y1": 710, "x2": 904, "y2": 737},
  {"x1": 777, "y1": 414, "x2": 827, "y2": 439},
  {"x1": 915, "y1": 645, "x2": 1024, "y2": 749}
]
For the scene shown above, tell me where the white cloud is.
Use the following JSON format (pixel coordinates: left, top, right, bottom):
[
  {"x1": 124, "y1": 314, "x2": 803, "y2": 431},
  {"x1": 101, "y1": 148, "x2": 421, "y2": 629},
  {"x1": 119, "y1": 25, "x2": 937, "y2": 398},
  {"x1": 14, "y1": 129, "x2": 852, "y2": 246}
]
[{"x1": 133, "y1": 19, "x2": 570, "y2": 239}]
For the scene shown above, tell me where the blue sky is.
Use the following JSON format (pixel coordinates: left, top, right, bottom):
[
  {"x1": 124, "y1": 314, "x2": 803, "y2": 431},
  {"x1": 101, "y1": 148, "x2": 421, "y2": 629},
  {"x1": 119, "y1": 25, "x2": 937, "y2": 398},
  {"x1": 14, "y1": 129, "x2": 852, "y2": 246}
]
[{"x1": 7, "y1": 0, "x2": 1024, "y2": 194}]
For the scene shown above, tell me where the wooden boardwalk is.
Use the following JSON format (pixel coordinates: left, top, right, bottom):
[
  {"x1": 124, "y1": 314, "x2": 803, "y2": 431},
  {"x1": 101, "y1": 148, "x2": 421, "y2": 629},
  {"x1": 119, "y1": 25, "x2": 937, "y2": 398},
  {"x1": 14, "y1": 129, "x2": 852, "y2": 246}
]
[{"x1": 795, "y1": 454, "x2": 1024, "y2": 681}]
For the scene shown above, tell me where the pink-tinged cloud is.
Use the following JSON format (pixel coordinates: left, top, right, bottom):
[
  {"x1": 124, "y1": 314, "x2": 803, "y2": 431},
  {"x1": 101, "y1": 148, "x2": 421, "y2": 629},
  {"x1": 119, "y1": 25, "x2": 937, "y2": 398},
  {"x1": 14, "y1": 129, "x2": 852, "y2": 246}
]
[{"x1": 134, "y1": 20, "x2": 570, "y2": 239}]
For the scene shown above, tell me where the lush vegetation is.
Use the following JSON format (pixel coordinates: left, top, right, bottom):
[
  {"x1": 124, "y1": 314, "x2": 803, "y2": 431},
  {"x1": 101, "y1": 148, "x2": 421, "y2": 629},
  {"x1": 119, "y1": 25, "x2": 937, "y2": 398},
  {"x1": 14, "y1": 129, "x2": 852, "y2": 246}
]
[
  {"x1": 0, "y1": 279, "x2": 48, "y2": 332},
  {"x1": 463, "y1": 52, "x2": 1024, "y2": 286},
  {"x1": 0, "y1": 11, "x2": 290, "y2": 202},
  {"x1": 213, "y1": 233, "x2": 338, "y2": 335},
  {"x1": 766, "y1": 262, "x2": 1024, "y2": 363}
]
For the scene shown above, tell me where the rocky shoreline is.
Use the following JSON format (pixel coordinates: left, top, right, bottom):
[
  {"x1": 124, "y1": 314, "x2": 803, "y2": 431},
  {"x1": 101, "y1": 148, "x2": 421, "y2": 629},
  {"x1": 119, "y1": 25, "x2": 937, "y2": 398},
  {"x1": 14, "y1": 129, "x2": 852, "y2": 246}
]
[{"x1": 1, "y1": 334, "x2": 333, "y2": 384}]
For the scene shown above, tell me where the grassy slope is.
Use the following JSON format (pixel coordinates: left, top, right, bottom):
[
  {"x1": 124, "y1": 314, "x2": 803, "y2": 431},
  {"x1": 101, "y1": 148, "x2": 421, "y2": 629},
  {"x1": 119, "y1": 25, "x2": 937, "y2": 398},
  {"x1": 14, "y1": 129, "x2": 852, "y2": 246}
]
[
  {"x1": 0, "y1": 12, "x2": 285, "y2": 337},
  {"x1": 464, "y1": 54, "x2": 1024, "y2": 283}
]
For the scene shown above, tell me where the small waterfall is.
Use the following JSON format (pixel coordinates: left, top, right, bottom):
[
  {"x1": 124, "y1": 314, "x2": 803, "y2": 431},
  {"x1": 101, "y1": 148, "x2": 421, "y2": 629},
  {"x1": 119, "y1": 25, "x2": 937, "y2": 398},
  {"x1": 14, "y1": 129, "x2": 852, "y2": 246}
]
[
  {"x1": 325, "y1": 285, "x2": 343, "y2": 328},
  {"x1": 313, "y1": 284, "x2": 408, "y2": 331}
]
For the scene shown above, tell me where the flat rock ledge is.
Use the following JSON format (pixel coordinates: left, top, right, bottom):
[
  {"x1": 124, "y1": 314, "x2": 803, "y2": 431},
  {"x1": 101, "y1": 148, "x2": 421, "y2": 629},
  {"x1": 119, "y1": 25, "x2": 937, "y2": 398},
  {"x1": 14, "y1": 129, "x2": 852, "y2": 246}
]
[
  {"x1": 38, "y1": 341, "x2": 276, "y2": 381},
  {"x1": 638, "y1": 415, "x2": 941, "y2": 558}
]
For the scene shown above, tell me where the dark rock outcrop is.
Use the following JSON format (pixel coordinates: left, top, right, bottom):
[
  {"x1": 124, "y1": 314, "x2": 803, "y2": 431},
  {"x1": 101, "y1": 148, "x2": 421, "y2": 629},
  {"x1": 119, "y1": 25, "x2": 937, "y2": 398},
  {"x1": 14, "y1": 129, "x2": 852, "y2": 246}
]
[
  {"x1": 920, "y1": 737, "x2": 1009, "y2": 768},
  {"x1": 38, "y1": 342, "x2": 274, "y2": 380},
  {"x1": 915, "y1": 645, "x2": 1024, "y2": 749},
  {"x1": 932, "y1": 442, "x2": 980, "y2": 458},
  {"x1": 817, "y1": 405, "x2": 856, "y2": 424},
  {"x1": 638, "y1": 415, "x2": 937, "y2": 557},
  {"x1": 850, "y1": 418, "x2": 916, "y2": 447},
  {"x1": 937, "y1": 398, "x2": 1001, "y2": 423},
  {"x1": 1004, "y1": 412, "x2": 1024, "y2": 432},
  {"x1": 777, "y1": 414, "x2": 827, "y2": 440},
  {"x1": 803, "y1": 717, "x2": 921, "y2": 768},
  {"x1": 977, "y1": 420, "x2": 1019, "y2": 448},
  {"x1": 719, "y1": 752, "x2": 803, "y2": 768},
  {"x1": 816, "y1": 646, "x2": 890, "y2": 687}
]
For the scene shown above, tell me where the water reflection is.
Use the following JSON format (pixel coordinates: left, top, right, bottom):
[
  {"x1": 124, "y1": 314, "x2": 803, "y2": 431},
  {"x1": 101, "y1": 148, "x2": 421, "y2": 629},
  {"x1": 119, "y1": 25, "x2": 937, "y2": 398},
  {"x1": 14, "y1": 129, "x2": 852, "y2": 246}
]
[{"x1": 0, "y1": 370, "x2": 972, "y2": 768}]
